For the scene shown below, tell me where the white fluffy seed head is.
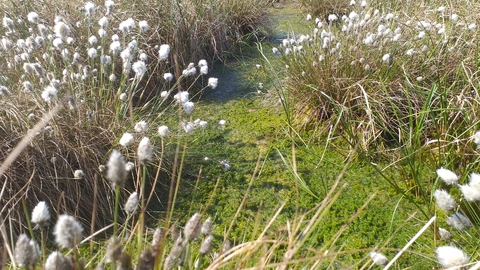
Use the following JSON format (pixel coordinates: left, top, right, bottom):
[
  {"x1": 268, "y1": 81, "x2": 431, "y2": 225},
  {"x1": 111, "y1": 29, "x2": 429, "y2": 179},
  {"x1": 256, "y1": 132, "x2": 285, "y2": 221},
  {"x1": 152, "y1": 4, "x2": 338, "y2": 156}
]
[
  {"x1": 436, "y1": 246, "x2": 469, "y2": 268},
  {"x1": 184, "y1": 213, "x2": 201, "y2": 241},
  {"x1": 158, "y1": 125, "x2": 170, "y2": 137},
  {"x1": 446, "y1": 212, "x2": 471, "y2": 230},
  {"x1": 106, "y1": 149, "x2": 127, "y2": 188},
  {"x1": 53, "y1": 214, "x2": 83, "y2": 249},
  {"x1": 14, "y1": 234, "x2": 38, "y2": 268},
  {"x1": 27, "y1": 12, "x2": 39, "y2": 24},
  {"x1": 159, "y1": 44, "x2": 170, "y2": 61},
  {"x1": 183, "y1": 101, "x2": 195, "y2": 114},
  {"x1": 369, "y1": 251, "x2": 388, "y2": 266},
  {"x1": 54, "y1": 21, "x2": 70, "y2": 40},
  {"x1": 132, "y1": 61, "x2": 146, "y2": 78},
  {"x1": 436, "y1": 168, "x2": 459, "y2": 185},
  {"x1": 124, "y1": 192, "x2": 139, "y2": 215},
  {"x1": 134, "y1": 120, "x2": 148, "y2": 133},
  {"x1": 433, "y1": 189, "x2": 456, "y2": 212},
  {"x1": 119, "y1": 132, "x2": 134, "y2": 147},
  {"x1": 208, "y1": 77, "x2": 218, "y2": 89},
  {"x1": 163, "y1": 73, "x2": 174, "y2": 82},
  {"x1": 44, "y1": 251, "x2": 73, "y2": 270},
  {"x1": 139, "y1": 20, "x2": 149, "y2": 32},
  {"x1": 137, "y1": 137, "x2": 153, "y2": 163}
]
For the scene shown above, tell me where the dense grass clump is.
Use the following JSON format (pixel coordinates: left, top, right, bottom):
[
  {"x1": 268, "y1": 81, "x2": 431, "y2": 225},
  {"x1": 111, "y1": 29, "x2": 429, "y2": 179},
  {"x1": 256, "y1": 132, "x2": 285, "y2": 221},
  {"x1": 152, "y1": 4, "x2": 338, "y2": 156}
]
[
  {"x1": 0, "y1": 0, "x2": 268, "y2": 232},
  {"x1": 275, "y1": 0, "x2": 480, "y2": 151}
]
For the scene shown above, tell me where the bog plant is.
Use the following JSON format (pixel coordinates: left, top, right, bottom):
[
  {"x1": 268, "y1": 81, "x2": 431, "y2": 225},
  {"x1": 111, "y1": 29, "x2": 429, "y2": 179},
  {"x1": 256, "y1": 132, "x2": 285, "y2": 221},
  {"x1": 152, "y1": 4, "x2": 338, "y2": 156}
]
[
  {"x1": 0, "y1": 0, "x2": 268, "y2": 266},
  {"x1": 273, "y1": 0, "x2": 480, "y2": 152},
  {"x1": 0, "y1": 0, "x2": 269, "y2": 229},
  {"x1": 5, "y1": 0, "x2": 480, "y2": 269}
]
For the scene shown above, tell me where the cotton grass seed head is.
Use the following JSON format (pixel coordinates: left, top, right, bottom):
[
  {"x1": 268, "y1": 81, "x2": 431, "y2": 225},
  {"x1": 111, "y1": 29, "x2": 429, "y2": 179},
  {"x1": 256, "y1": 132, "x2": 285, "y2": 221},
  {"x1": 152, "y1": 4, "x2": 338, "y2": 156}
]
[
  {"x1": 158, "y1": 125, "x2": 169, "y2": 137},
  {"x1": 98, "y1": 16, "x2": 108, "y2": 28},
  {"x1": 159, "y1": 44, "x2": 170, "y2": 61},
  {"x1": 139, "y1": 20, "x2": 149, "y2": 32},
  {"x1": 87, "y1": 48, "x2": 98, "y2": 58},
  {"x1": 138, "y1": 137, "x2": 153, "y2": 163},
  {"x1": 436, "y1": 246, "x2": 468, "y2": 268},
  {"x1": 124, "y1": 192, "x2": 139, "y2": 215},
  {"x1": 106, "y1": 236, "x2": 123, "y2": 263},
  {"x1": 152, "y1": 227, "x2": 163, "y2": 247},
  {"x1": 220, "y1": 160, "x2": 230, "y2": 170},
  {"x1": 369, "y1": 251, "x2": 388, "y2": 266},
  {"x1": 3, "y1": 16, "x2": 13, "y2": 29},
  {"x1": 446, "y1": 212, "x2": 471, "y2": 230},
  {"x1": 44, "y1": 251, "x2": 73, "y2": 270},
  {"x1": 119, "y1": 132, "x2": 134, "y2": 147},
  {"x1": 119, "y1": 18, "x2": 135, "y2": 33},
  {"x1": 208, "y1": 77, "x2": 218, "y2": 89},
  {"x1": 54, "y1": 21, "x2": 70, "y2": 40},
  {"x1": 200, "y1": 65, "x2": 208, "y2": 75},
  {"x1": 183, "y1": 121, "x2": 195, "y2": 134},
  {"x1": 163, "y1": 73, "x2": 173, "y2": 82},
  {"x1": 14, "y1": 234, "x2": 38, "y2": 268},
  {"x1": 0, "y1": 86, "x2": 10, "y2": 96},
  {"x1": 137, "y1": 248, "x2": 155, "y2": 270},
  {"x1": 439, "y1": 227, "x2": 451, "y2": 240},
  {"x1": 53, "y1": 214, "x2": 83, "y2": 249},
  {"x1": 472, "y1": 130, "x2": 480, "y2": 147},
  {"x1": 184, "y1": 213, "x2": 201, "y2": 241},
  {"x1": 460, "y1": 183, "x2": 480, "y2": 202},
  {"x1": 89, "y1": 35, "x2": 98, "y2": 45},
  {"x1": 201, "y1": 217, "x2": 212, "y2": 236},
  {"x1": 132, "y1": 61, "x2": 146, "y2": 78},
  {"x1": 41, "y1": 85, "x2": 57, "y2": 103},
  {"x1": 134, "y1": 120, "x2": 148, "y2": 133},
  {"x1": 125, "y1": 161, "x2": 135, "y2": 172},
  {"x1": 433, "y1": 189, "x2": 456, "y2": 212},
  {"x1": 106, "y1": 149, "x2": 127, "y2": 188},
  {"x1": 436, "y1": 168, "x2": 459, "y2": 185},
  {"x1": 74, "y1": 169, "x2": 84, "y2": 179},
  {"x1": 200, "y1": 235, "x2": 214, "y2": 256},
  {"x1": 84, "y1": 2, "x2": 96, "y2": 16},
  {"x1": 183, "y1": 101, "x2": 195, "y2": 114},
  {"x1": 27, "y1": 12, "x2": 39, "y2": 24}
]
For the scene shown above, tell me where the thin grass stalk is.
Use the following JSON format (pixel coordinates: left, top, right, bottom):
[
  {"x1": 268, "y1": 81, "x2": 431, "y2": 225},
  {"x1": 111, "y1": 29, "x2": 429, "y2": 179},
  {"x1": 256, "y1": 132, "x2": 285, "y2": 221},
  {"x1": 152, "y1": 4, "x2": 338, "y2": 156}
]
[
  {"x1": 238, "y1": 201, "x2": 288, "y2": 268},
  {"x1": 21, "y1": 199, "x2": 34, "y2": 241},
  {"x1": 0, "y1": 215, "x2": 14, "y2": 270},
  {"x1": 383, "y1": 215, "x2": 436, "y2": 270},
  {"x1": 157, "y1": 134, "x2": 182, "y2": 266},
  {"x1": 137, "y1": 165, "x2": 147, "y2": 256},
  {"x1": 39, "y1": 229, "x2": 46, "y2": 266},
  {"x1": 90, "y1": 175, "x2": 99, "y2": 254},
  {"x1": 113, "y1": 185, "x2": 121, "y2": 236},
  {"x1": 146, "y1": 136, "x2": 164, "y2": 207},
  {"x1": 169, "y1": 134, "x2": 189, "y2": 225},
  {"x1": 221, "y1": 152, "x2": 263, "y2": 255}
]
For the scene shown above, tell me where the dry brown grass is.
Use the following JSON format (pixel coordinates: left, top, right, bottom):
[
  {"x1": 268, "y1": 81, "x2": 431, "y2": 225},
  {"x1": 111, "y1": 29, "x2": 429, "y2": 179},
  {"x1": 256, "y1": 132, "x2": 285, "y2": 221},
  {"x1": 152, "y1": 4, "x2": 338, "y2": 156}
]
[{"x1": 0, "y1": 0, "x2": 269, "y2": 233}]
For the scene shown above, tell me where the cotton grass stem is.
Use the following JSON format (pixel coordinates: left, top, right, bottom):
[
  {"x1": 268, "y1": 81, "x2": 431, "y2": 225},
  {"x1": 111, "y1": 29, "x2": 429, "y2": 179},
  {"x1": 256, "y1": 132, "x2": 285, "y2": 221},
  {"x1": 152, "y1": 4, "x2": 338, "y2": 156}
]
[
  {"x1": 113, "y1": 185, "x2": 121, "y2": 236},
  {"x1": 383, "y1": 215, "x2": 436, "y2": 270},
  {"x1": 146, "y1": 138, "x2": 164, "y2": 207},
  {"x1": 469, "y1": 261, "x2": 480, "y2": 270},
  {"x1": 137, "y1": 165, "x2": 147, "y2": 255},
  {"x1": 169, "y1": 134, "x2": 189, "y2": 223},
  {"x1": 21, "y1": 199, "x2": 34, "y2": 241}
]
